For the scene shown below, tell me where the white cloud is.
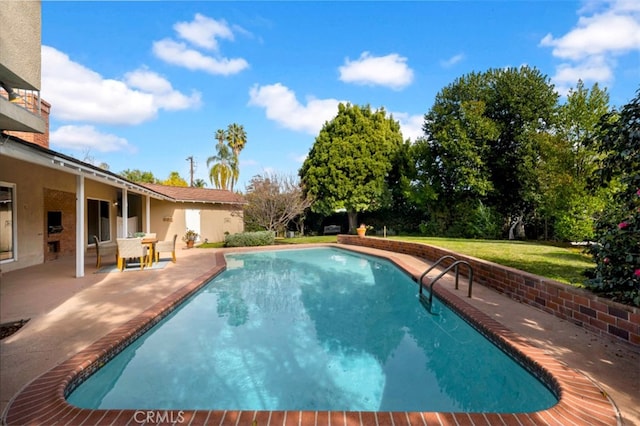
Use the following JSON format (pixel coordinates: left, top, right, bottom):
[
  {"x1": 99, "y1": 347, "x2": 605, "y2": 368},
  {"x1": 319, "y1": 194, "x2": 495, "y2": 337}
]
[
  {"x1": 124, "y1": 68, "x2": 202, "y2": 110},
  {"x1": 540, "y1": 0, "x2": 640, "y2": 90},
  {"x1": 174, "y1": 13, "x2": 234, "y2": 50},
  {"x1": 42, "y1": 46, "x2": 200, "y2": 125},
  {"x1": 248, "y1": 83, "x2": 343, "y2": 135},
  {"x1": 153, "y1": 38, "x2": 249, "y2": 76},
  {"x1": 392, "y1": 112, "x2": 424, "y2": 142},
  {"x1": 440, "y1": 53, "x2": 465, "y2": 68},
  {"x1": 50, "y1": 125, "x2": 134, "y2": 153},
  {"x1": 556, "y1": 59, "x2": 613, "y2": 82},
  {"x1": 339, "y1": 52, "x2": 414, "y2": 90},
  {"x1": 153, "y1": 14, "x2": 249, "y2": 76},
  {"x1": 552, "y1": 56, "x2": 615, "y2": 95},
  {"x1": 540, "y1": 13, "x2": 640, "y2": 60},
  {"x1": 249, "y1": 83, "x2": 425, "y2": 142}
]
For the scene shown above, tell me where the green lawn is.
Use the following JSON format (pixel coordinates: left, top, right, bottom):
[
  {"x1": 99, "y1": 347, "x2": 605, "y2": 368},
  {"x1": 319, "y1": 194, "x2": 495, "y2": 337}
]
[
  {"x1": 279, "y1": 235, "x2": 594, "y2": 286},
  {"x1": 396, "y1": 237, "x2": 594, "y2": 285}
]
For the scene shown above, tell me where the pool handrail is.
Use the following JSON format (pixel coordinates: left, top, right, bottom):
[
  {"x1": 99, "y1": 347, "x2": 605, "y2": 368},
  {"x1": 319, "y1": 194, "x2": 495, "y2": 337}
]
[
  {"x1": 418, "y1": 255, "x2": 457, "y2": 294},
  {"x1": 419, "y1": 259, "x2": 474, "y2": 312}
]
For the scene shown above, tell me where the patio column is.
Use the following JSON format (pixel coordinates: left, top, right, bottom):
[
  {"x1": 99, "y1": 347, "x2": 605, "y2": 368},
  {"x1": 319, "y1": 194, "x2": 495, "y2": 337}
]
[
  {"x1": 146, "y1": 195, "x2": 151, "y2": 233},
  {"x1": 75, "y1": 175, "x2": 85, "y2": 278},
  {"x1": 122, "y1": 187, "x2": 128, "y2": 237}
]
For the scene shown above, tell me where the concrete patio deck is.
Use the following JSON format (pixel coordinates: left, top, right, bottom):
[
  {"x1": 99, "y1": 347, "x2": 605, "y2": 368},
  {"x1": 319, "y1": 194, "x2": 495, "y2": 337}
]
[{"x1": 1, "y1": 244, "x2": 638, "y2": 425}]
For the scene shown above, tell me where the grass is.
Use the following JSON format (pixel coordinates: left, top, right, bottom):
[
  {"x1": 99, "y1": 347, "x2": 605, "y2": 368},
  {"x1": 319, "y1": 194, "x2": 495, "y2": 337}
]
[
  {"x1": 195, "y1": 236, "x2": 338, "y2": 249},
  {"x1": 195, "y1": 242, "x2": 225, "y2": 249},
  {"x1": 280, "y1": 235, "x2": 594, "y2": 286},
  {"x1": 397, "y1": 237, "x2": 594, "y2": 285},
  {"x1": 277, "y1": 235, "x2": 339, "y2": 244}
]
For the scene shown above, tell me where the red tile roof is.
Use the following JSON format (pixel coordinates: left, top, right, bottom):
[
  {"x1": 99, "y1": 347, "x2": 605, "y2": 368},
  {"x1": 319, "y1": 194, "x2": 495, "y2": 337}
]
[{"x1": 142, "y1": 183, "x2": 246, "y2": 205}]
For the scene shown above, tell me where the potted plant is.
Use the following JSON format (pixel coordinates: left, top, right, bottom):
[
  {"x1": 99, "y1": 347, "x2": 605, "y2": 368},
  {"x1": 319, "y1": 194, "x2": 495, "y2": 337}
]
[
  {"x1": 356, "y1": 224, "x2": 367, "y2": 238},
  {"x1": 182, "y1": 229, "x2": 198, "y2": 248}
]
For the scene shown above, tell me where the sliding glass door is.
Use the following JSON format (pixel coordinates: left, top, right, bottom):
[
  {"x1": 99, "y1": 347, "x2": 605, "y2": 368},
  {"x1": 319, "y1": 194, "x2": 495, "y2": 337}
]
[{"x1": 87, "y1": 199, "x2": 111, "y2": 244}]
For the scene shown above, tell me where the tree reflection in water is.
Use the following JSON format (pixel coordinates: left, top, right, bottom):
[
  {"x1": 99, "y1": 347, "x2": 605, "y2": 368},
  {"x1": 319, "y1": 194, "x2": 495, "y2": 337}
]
[{"x1": 67, "y1": 248, "x2": 557, "y2": 412}]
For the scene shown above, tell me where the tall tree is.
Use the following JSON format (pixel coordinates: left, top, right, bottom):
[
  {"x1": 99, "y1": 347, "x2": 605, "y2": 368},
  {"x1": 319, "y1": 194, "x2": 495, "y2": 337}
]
[
  {"x1": 538, "y1": 81, "x2": 611, "y2": 240},
  {"x1": 215, "y1": 129, "x2": 226, "y2": 147},
  {"x1": 226, "y1": 123, "x2": 246, "y2": 191},
  {"x1": 208, "y1": 126, "x2": 244, "y2": 191},
  {"x1": 483, "y1": 66, "x2": 558, "y2": 227},
  {"x1": 299, "y1": 103, "x2": 404, "y2": 233},
  {"x1": 413, "y1": 66, "x2": 558, "y2": 237},
  {"x1": 207, "y1": 141, "x2": 235, "y2": 190},
  {"x1": 226, "y1": 123, "x2": 247, "y2": 158},
  {"x1": 413, "y1": 71, "x2": 498, "y2": 233}
]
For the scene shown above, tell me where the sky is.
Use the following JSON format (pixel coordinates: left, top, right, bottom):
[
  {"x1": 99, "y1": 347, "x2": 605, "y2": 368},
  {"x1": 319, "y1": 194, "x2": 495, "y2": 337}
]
[{"x1": 41, "y1": 0, "x2": 640, "y2": 191}]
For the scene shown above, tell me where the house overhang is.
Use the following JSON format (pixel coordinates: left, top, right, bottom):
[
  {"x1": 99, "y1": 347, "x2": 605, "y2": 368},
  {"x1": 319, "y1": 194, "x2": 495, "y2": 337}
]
[
  {"x1": 172, "y1": 199, "x2": 247, "y2": 206},
  {"x1": 0, "y1": 136, "x2": 172, "y2": 200},
  {"x1": 0, "y1": 96, "x2": 46, "y2": 133}
]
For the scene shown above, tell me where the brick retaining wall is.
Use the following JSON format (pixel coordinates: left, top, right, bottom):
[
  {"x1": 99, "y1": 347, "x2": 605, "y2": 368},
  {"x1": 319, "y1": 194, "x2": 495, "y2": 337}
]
[{"x1": 338, "y1": 235, "x2": 640, "y2": 347}]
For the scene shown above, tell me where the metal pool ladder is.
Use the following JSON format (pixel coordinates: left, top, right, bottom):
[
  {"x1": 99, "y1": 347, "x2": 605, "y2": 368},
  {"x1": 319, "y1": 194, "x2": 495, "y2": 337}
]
[{"x1": 418, "y1": 255, "x2": 474, "y2": 313}]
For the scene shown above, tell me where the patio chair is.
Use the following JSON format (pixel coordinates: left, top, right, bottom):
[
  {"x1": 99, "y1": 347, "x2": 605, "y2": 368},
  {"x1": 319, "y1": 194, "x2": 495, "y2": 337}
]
[
  {"x1": 155, "y1": 234, "x2": 178, "y2": 263},
  {"x1": 116, "y1": 238, "x2": 148, "y2": 271},
  {"x1": 93, "y1": 235, "x2": 117, "y2": 269}
]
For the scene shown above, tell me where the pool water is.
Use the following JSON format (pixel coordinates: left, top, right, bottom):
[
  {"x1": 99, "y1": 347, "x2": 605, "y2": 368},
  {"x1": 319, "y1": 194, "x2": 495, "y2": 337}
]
[{"x1": 67, "y1": 247, "x2": 557, "y2": 412}]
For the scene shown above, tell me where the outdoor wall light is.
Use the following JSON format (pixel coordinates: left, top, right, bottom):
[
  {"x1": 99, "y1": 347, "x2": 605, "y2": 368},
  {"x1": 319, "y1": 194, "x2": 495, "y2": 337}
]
[{"x1": 0, "y1": 81, "x2": 22, "y2": 103}]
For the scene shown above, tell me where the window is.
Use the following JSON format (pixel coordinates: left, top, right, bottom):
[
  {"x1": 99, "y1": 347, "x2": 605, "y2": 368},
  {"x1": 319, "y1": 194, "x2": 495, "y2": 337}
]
[
  {"x1": 87, "y1": 199, "x2": 111, "y2": 244},
  {"x1": 0, "y1": 183, "x2": 16, "y2": 263}
]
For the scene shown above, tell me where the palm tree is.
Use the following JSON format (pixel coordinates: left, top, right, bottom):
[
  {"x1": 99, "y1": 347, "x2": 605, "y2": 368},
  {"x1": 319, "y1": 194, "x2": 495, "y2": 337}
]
[
  {"x1": 208, "y1": 125, "x2": 245, "y2": 191},
  {"x1": 226, "y1": 123, "x2": 247, "y2": 158},
  {"x1": 193, "y1": 178, "x2": 207, "y2": 188},
  {"x1": 226, "y1": 123, "x2": 246, "y2": 191},
  {"x1": 207, "y1": 142, "x2": 235, "y2": 190},
  {"x1": 208, "y1": 129, "x2": 232, "y2": 189},
  {"x1": 215, "y1": 129, "x2": 226, "y2": 147}
]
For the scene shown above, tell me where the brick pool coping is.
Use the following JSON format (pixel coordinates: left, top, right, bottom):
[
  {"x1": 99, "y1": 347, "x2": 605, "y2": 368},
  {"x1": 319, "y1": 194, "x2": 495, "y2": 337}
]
[
  {"x1": 3, "y1": 247, "x2": 620, "y2": 425},
  {"x1": 338, "y1": 235, "x2": 639, "y2": 347}
]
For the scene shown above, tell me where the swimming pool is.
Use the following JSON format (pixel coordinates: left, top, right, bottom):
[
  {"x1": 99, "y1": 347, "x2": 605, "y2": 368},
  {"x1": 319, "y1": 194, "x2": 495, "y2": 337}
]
[{"x1": 66, "y1": 247, "x2": 556, "y2": 413}]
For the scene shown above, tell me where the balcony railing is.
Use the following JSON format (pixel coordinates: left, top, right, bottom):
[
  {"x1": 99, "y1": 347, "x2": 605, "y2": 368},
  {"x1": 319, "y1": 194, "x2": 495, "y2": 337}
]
[{"x1": 0, "y1": 85, "x2": 42, "y2": 117}]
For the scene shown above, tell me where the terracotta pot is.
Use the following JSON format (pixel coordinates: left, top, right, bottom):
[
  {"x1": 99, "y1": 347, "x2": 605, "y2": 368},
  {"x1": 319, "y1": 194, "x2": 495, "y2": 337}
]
[
  {"x1": 186, "y1": 240, "x2": 194, "y2": 248},
  {"x1": 356, "y1": 227, "x2": 366, "y2": 238}
]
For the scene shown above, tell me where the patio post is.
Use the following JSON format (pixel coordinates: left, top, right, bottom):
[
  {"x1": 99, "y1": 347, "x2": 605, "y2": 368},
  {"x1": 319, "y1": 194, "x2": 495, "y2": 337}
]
[{"x1": 75, "y1": 174, "x2": 85, "y2": 277}]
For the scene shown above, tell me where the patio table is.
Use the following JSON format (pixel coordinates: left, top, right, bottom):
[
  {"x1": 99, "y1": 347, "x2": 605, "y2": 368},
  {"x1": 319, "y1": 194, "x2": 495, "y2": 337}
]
[{"x1": 141, "y1": 237, "x2": 158, "y2": 266}]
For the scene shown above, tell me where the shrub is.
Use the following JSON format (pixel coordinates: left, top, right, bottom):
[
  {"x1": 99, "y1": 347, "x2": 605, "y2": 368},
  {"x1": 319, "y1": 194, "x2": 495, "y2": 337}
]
[
  {"x1": 553, "y1": 193, "x2": 602, "y2": 242},
  {"x1": 465, "y1": 201, "x2": 502, "y2": 239},
  {"x1": 427, "y1": 200, "x2": 501, "y2": 239},
  {"x1": 554, "y1": 209, "x2": 595, "y2": 242},
  {"x1": 586, "y1": 190, "x2": 640, "y2": 306},
  {"x1": 584, "y1": 90, "x2": 640, "y2": 306},
  {"x1": 224, "y1": 230, "x2": 275, "y2": 247}
]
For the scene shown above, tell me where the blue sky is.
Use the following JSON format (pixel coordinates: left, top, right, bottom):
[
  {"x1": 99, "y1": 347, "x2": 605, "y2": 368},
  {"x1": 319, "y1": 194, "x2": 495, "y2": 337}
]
[{"x1": 41, "y1": 1, "x2": 640, "y2": 190}]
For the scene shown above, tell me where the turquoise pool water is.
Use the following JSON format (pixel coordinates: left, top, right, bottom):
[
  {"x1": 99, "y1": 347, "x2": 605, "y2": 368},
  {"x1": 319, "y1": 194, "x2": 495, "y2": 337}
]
[{"x1": 67, "y1": 247, "x2": 557, "y2": 412}]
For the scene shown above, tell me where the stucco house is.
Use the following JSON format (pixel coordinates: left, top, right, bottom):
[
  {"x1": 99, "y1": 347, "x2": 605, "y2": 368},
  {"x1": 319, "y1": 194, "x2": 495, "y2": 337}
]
[
  {"x1": 1, "y1": 1, "x2": 246, "y2": 278},
  {"x1": 0, "y1": 135, "x2": 246, "y2": 277},
  {"x1": 141, "y1": 183, "x2": 246, "y2": 245}
]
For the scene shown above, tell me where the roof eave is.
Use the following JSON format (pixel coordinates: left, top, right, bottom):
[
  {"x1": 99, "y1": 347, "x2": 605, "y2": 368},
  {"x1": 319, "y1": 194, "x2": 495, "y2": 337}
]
[{"x1": 1, "y1": 135, "x2": 173, "y2": 201}]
